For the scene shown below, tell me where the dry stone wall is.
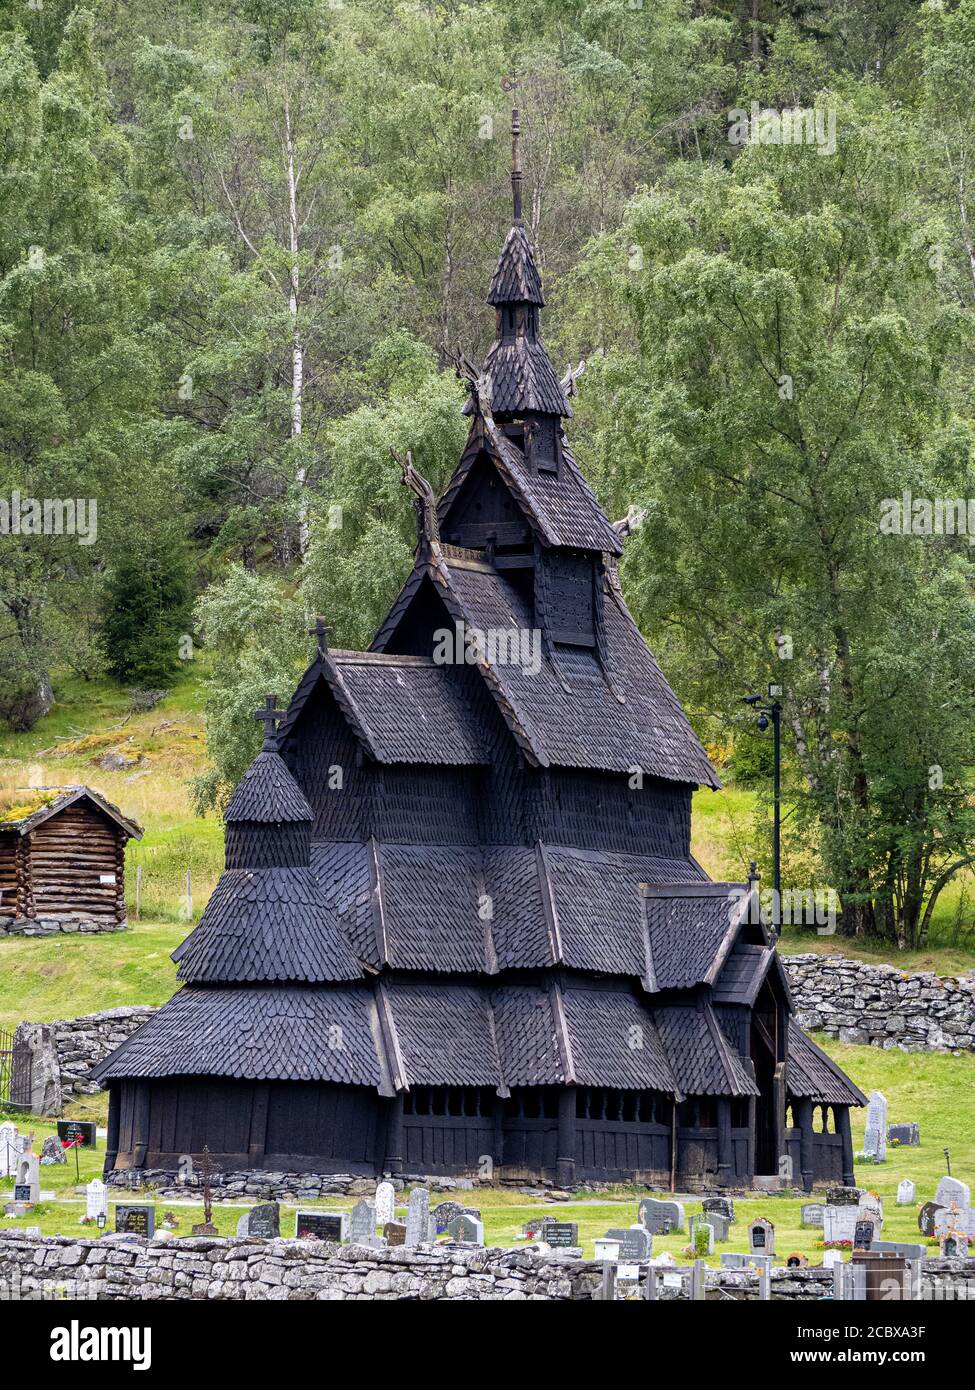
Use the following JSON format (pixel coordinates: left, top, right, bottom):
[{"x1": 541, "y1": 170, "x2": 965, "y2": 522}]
[
  {"x1": 783, "y1": 955, "x2": 975, "y2": 1052},
  {"x1": 47, "y1": 1006, "x2": 157, "y2": 1099}
]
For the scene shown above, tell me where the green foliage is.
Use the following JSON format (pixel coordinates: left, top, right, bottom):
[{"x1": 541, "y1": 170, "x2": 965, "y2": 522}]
[{"x1": 100, "y1": 527, "x2": 193, "y2": 685}]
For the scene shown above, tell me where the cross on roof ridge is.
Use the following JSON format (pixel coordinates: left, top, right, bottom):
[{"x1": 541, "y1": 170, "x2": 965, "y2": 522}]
[
  {"x1": 309, "y1": 615, "x2": 330, "y2": 659},
  {"x1": 253, "y1": 694, "x2": 281, "y2": 749}
]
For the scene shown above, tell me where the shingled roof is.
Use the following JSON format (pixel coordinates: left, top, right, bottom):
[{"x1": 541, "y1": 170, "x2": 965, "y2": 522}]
[
  {"x1": 787, "y1": 1020, "x2": 867, "y2": 1107},
  {"x1": 487, "y1": 223, "x2": 544, "y2": 305},
  {"x1": 224, "y1": 750, "x2": 313, "y2": 824}
]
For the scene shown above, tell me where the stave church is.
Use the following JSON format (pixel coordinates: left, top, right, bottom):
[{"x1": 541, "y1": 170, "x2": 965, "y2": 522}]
[{"x1": 96, "y1": 115, "x2": 863, "y2": 1192}]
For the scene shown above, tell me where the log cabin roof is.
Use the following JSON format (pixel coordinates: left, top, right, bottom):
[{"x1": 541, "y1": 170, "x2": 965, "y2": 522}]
[
  {"x1": 0, "y1": 785, "x2": 142, "y2": 839},
  {"x1": 787, "y1": 1019, "x2": 867, "y2": 1107}
]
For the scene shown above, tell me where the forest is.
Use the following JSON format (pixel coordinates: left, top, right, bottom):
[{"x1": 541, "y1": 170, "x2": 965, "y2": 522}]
[{"x1": 2, "y1": 0, "x2": 975, "y2": 949}]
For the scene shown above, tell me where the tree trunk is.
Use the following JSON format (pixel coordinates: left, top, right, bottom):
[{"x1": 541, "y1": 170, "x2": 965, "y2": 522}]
[{"x1": 284, "y1": 95, "x2": 308, "y2": 559}]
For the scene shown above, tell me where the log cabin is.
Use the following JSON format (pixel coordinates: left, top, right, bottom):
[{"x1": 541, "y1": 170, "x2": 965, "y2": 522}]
[
  {"x1": 0, "y1": 786, "x2": 141, "y2": 935},
  {"x1": 95, "y1": 115, "x2": 864, "y2": 1192}
]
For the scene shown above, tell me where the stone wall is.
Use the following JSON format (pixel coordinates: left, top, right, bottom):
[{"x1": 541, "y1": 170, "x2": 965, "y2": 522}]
[
  {"x1": 783, "y1": 954, "x2": 975, "y2": 1052},
  {"x1": 47, "y1": 1006, "x2": 157, "y2": 1100},
  {"x1": 0, "y1": 917, "x2": 126, "y2": 937},
  {"x1": 0, "y1": 1232, "x2": 972, "y2": 1301}
]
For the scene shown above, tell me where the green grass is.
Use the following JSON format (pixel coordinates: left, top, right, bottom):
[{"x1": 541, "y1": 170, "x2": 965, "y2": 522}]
[{"x1": 1, "y1": 1040, "x2": 969, "y2": 1263}]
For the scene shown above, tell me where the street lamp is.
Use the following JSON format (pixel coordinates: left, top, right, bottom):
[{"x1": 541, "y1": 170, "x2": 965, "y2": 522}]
[{"x1": 742, "y1": 684, "x2": 783, "y2": 938}]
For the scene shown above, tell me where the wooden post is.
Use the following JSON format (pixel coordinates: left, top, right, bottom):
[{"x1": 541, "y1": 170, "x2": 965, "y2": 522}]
[
  {"x1": 717, "y1": 1097, "x2": 733, "y2": 1186},
  {"x1": 556, "y1": 1086, "x2": 576, "y2": 1189},
  {"x1": 759, "y1": 1266, "x2": 770, "y2": 1301},
  {"x1": 135, "y1": 864, "x2": 142, "y2": 922},
  {"x1": 643, "y1": 1265, "x2": 656, "y2": 1300},
  {"x1": 670, "y1": 1098, "x2": 678, "y2": 1192},
  {"x1": 796, "y1": 1097, "x2": 815, "y2": 1193},
  {"x1": 836, "y1": 1106, "x2": 855, "y2": 1186},
  {"x1": 384, "y1": 1092, "x2": 404, "y2": 1175},
  {"x1": 691, "y1": 1259, "x2": 705, "y2": 1301},
  {"x1": 600, "y1": 1261, "x2": 616, "y2": 1302}
]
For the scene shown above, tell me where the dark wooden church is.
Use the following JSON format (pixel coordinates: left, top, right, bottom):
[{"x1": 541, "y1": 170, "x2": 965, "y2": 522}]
[{"x1": 96, "y1": 117, "x2": 863, "y2": 1192}]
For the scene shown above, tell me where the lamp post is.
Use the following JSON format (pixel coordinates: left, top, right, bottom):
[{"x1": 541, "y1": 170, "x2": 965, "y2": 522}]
[{"x1": 742, "y1": 684, "x2": 783, "y2": 937}]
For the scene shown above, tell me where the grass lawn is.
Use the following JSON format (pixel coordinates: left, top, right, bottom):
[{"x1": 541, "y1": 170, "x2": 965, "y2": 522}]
[{"x1": 2, "y1": 1040, "x2": 970, "y2": 1264}]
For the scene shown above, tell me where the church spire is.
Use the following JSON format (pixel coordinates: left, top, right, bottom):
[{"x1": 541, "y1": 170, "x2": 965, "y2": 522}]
[{"x1": 511, "y1": 107, "x2": 523, "y2": 224}]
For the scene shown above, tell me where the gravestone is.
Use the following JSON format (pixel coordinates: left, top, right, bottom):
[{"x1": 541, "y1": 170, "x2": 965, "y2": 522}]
[
  {"x1": 115, "y1": 1205, "x2": 155, "y2": 1237},
  {"x1": 934, "y1": 1204, "x2": 970, "y2": 1241},
  {"x1": 748, "y1": 1218, "x2": 774, "y2": 1256},
  {"x1": 349, "y1": 1199, "x2": 377, "y2": 1244},
  {"x1": 720, "y1": 1252, "x2": 772, "y2": 1272},
  {"x1": 935, "y1": 1177, "x2": 970, "y2": 1211},
  {"x1": 294, "y1": 1211, "x2": 348, "y2": 1242},
  {"x1": 405, "y1": 1188, "x2": 431, "y2": 1247},
  {"x1": 800, "y1": 1202, "x2": 825, "y2": 1228},
  {"x1": 236, "y1": 1203, "x2": 280, "y2": 1239},
  {"x1": 605, "y1": 1226, "x2": 652, "y2": 1262},
  {"x1": 85, "y1": 1178, "x2": 107, "y2": 1221},
  {"x1": 823, "y1": 1206, "x2": 858, "y2": 1244},
  {"x1": 918, "y1": 1201, "x2": 945, "y2": 1238},
  {"x1": 0, "y1": 1123, "x2": 17, "y2": 1177},
  {"x1": 872, "y1": 1240, "x2": 926, "y2": 1259},
  {"x1": 786, "y1": 1254, "x2": 809, "y2": 1268},
  {"x1": 431, "y1": 1200, "x2": 481, "y2": 1234},
  {"x1": 854, "y1": 1217, "x2": 877, "y2": 1250},
  {"x1": 691, "y1": 1218, "x2": 715, "y2": 1256},
  {"x1": 56, "y1": 1120, "x2": 97, "y2": 1150},
  {"x1": 13, "y1": 1153, "x2": 40, "y2": 1205},
  {"x1": 638, "y1": 1197, "x2": 684, "y2": 1234},
  {"x1": 702, "y1": 1196, "x2": 735, "y2": 1223},
  {"x1": 863, "y1": 1091, "x2": 888, "y2": 1162},
  {"x1": 384, "y1": 1221, "x2": 407, "y2": 1247},
  {"x1": 857, "y1": 1194, "x2": 883, "y2": 1229},
  {"x1": 888, "y1": 1123, "x2": 919, "y2": 1147},
  {"x1": 822, "y1": 1250, "x2": 844, "y2": 1269},
  {"x1": 896, "y1": 1180, "x2": 916, "y2": 1206},
  {"x1": 698, "y1": 1211, "x2": 730, "y2": 1242},
  {"x1": 541, "y1": 1220, "x2": 579, "y2": 1248},
  {"x1": 827, "y1": 1186, "x2": 863, "y2": 1206},
  {"x1": 40, "y1": 1135, "x2": 66, "y2": 1165},
  {"x1": 940, "y1": 1232, "x2": 970, "y2": 1259},
  {"x1": 446, "y1": 1214, "x2": 484, "y2": 1245},
  {"x1": 374, "y1": 1181, "x2": 395, "y2": 1229}
]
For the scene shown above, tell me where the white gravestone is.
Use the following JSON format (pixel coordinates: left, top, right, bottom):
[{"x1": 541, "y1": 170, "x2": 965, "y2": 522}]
[
  {"x1": 935, "y1": 1177, "x2": 970, "y2": 1211},
  {"x1": 896, "y1": 1180, "x2": 916, "y2": 1206},
  {"x1": 405, "y1": 1188, "x2": 430, "y2": 1248},
  {"x1": 863, "y1": 1091, "x2": 888, "y2": 1162},
  {"x1": 823, "y1": 1206, "x2": 858, "y2": 1244},
  {"x1": 86, "y1": 1178, "x2": 108, "y2": 1220},
  {"x1": 375, "y1": 1181, "x2": 395, "y2": 1229}
]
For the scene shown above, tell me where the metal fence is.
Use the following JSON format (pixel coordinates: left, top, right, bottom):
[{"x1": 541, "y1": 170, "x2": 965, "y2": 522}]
[{"x1": 0, "y1": 1026, "x2": 32, "y2": 1111}]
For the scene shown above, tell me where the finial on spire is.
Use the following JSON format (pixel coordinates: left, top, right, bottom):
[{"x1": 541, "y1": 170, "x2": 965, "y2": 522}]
[
  {"x1": 253, "y1": 694, "x2": 281, "y2": 750},
  {"x1": 308, "y1": 616, "x2": 329, "y2": 659},
  {"x1": 511, "y1": 108, "x2": 523, "y2": 224}
]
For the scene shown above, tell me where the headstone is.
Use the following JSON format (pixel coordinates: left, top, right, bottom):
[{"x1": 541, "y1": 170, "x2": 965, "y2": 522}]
[
  {"x1": 702, "y1": 1196, "x2": 735, "y2": 1223},
  {"x1": 40, "y1": 1135, "x2": 66, "y2": 1166},
  {"x1": 720, "y1": 1252, "x2": 772, "y2": 1272},
  {"x1": 918, "y1": 1201, "x2": 945, "y2": 1238},
  {"x1": 13, "y1": 1153, "x2": 40, "y2": 1205},
  {"x1": 691, "y1": 1218, "x2": 715, "y2": 1256},
  {"x1": 857, "y1": 1193, "x2": 883, "y2": 1229},
  {"x1": 935, "y1": 1177, "x2": 970, "y2": 1211},
  {"x1": 85, "y1": 1178, "x2": 108, "y2": 1221},
  {"x1": 236, "y1": 1203, "x2": 280, "y2": 1239},
  {"x1": 294, "y1": 1211, "x2": 348, "y2": 1242},
  {"x1": 854, "y1": 1217, "x2": 877, "y2": 1250},
  {"x1": 638, "y1": 1197, "x2": 684, "y2": 1235},
  {"x1": 896, "y1": 1180, "x2": 916, "y2": 1206},
  {"x1": 863, "y1": 1091, "x2": 888, "y2": 1162},
  {"x1": 786, "y1": 1254, "x2": 808, "y2": 1268},
  {"x1": 431, "y1": 1200, "x2": 481, "y2": 1234},
  {"x1": 191, "y1": 1222, "x2": 218, "y2": 1236},
  {"x1": 384, "y1": 1221, "x2": 407, "y2": 1247},
  {"x1": 940, "y1": 1232, "x2": 970, "y2": 1259},
  {"x1": 887, "y1": 1123, "x2": 919, "y2": 1147},
  {"x1": 375, "y1": 1181, "x2": 396, "y2": 1229},
  {"x1": 405, "y1": 1188, "x2": 430, "y2": 1248},
  {"x1": 605, "y1": 1226, "x2": 652, "y2": 1262},
  {"x1": 446, "y1": 1214, "x2": 484, "y2": 1245},
  {"x1": 827, "y1": 1186, "x2": 863, "y2": 1206},
  {"x1": 823, "y1": 1206, "x2": 858, "y2": 1244},
  {"x1": 540, "y1": 1219, "x2": 578, "y2": 1248},
  {"x1": 822, "y1": 1250, "x2": 844, "y2": 1269},
  {"x1": 350, "y1": 1199, "x2": 377, "y2": 1244},
  {"x1": 56, "y1": 1120, "x2": 97, "y2": 1150},
  {"x1": 748, "y1": 1218, "x2": 774, "y2": 1256},
  {"x1": 872, "y1": 1240, "x2": 926, "y2": 1259},
  {"x1": 800, "y1": 1202, "x2": 825, "y2": 1228},
  {"x1": 934, "y1": 1204, "x2": 971, "y2": 1241},
  {"x1": 115, "y1": 1205, "x2": 155, "y2": 1237}
]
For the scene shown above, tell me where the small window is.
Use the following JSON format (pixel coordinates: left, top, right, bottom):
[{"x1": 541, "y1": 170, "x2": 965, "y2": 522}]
[{"x1": 532, "y1": 417, "x2": 558, "y2": 473}]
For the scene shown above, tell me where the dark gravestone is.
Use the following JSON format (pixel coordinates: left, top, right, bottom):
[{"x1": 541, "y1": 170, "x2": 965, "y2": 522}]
[
  {"x1": 237, "y1": 1203, "x2": 280, "y2": 1239},
  {"x1": 605, "y1": 1227, "x2": 652, "y2": 1261},
  {"x1": 702, "y1": 1196, "x2": 735, "y2": 1223},
  {"x1": 384, "y1": 1221, "x2": 407, "y2": 1247},
  {"x1": 541, "y1": 1220, "x2": 579, "y2": 1248},
  {"x1": 57, "y1": 1120, "x2": 97, "y2": 1149},
  {"x1": 116, "y1": 1205, "x2": 155, "y2": 1237},
  {"x1": 446, "y1": 1214, "x2": 484, "y2": 1245},
  {"x1": 40, "y1": 1135, "x2": 66, "y2": 1165},
  {"x1": 827, "y1": 1186, "x2": 863, "y2": 1207},
  {"x1": 887, "y1": 1123, "x2": 920, "y2": 1147},
  {"x1": 918, "y1": 1202, "x2": 945, "y2": 1238},
  {"x1": 295, "y1": 1211, "x2": 348, "y2": 1242},
  {"x1": 854, "y1": 1218, "x2": 876, "y2": 1250},
  {"x1": 431, "y1": 1200, "x2": 481, "y2": 1234},
  {"x1": 638, "y1": 1197, "x2": 682, "y2": 1235}
]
